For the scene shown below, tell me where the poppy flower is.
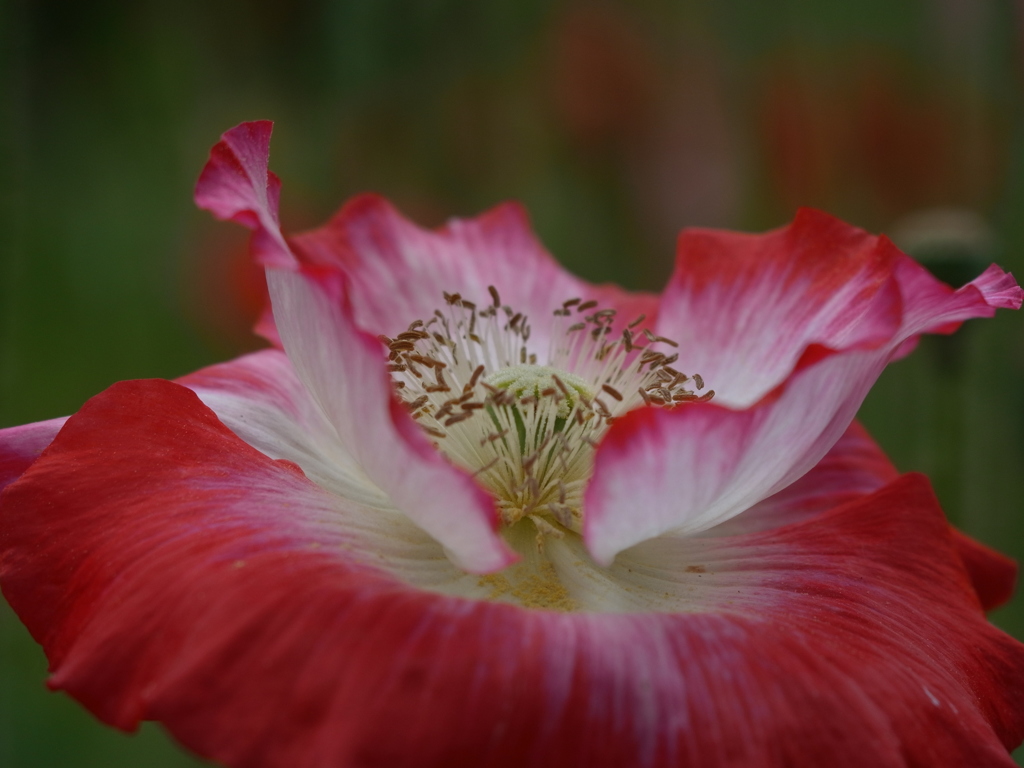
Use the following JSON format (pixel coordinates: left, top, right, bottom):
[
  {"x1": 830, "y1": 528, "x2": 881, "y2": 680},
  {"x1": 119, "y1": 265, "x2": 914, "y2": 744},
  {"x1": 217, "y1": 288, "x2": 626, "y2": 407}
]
[{"x1": 2, "y1": 121, "x2": 1023, "y2": 768}]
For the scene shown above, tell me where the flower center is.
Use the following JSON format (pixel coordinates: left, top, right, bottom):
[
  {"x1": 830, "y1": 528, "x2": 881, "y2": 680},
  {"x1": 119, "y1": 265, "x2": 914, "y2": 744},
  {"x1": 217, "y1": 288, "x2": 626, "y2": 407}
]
[{"x1": 382, "y1": 287, "x2": 713, "y2": 536}]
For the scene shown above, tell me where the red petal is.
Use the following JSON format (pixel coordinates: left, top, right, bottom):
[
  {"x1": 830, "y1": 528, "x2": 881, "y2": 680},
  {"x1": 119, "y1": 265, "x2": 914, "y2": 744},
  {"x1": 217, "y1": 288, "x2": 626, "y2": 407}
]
[
  {"x1": 953, "y1": 529, "x2": 1018, "y2": 612},
  {"x1": 658, "y1": 208, "x2": 903, "y2": 409},
  {"x1": 195, "y1": 125, "x2": 657, "y2": 351},
  {"x1": 586, "y1": 215, "x2": 1021, "y2": 562},
  {"x1": 194, "y1": 121, "x2": 294, "y2": 270},
  {"x1": 658, "y1": 209, "x2": 1022, "y2": 409},
  {"x1": 708, "y1": 419, "x2": 898, "y2": 535},
  {"x1": 3, "y1": 388, "x2": 1022, "y2": 767},
  {"x1": 266, "y1": 268, "x2": 516, "y2": 572},
  {"x1": 178, "y1": 349, "x2": 391, "y2": 506},
  {"x1": 0, "y1": 416, "x2": 66, "y2": 492},
  {"x1": 705, "y1": 421, "x2": 1017, "y2": 613},
  {"x1": 289, "y1": 193, "x2": 658, "y2": 350}
]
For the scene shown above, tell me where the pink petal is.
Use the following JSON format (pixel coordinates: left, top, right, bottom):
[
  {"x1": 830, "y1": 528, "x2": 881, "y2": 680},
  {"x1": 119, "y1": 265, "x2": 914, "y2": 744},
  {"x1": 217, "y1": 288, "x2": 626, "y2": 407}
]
[
  {"x1": 699, "y1": 420, "x2": 1016, "y2": 612},
  {"x1": 289, "y1": 194, "x2": 658, "y2": 350},
  {"x1": 196, "y1": 123, "x2": 657, "y2": 347},
  {"x1": 894, "y1": 257, "x2": 1024, "y2": 333},
  {"x1": 266, "y1": 267, "x2": 515, "y2": 572},
  {"x1": 704, "y1": 420, "x2": 898, "y2": 537},
  {"x1": 586, "y1": 217, "x2": 1021, "y2": 563},
  {"x1": 584, "y1": 476, "x2": 1024, "y2": 766},
  {"x1": 178, "y1": 349, "x2": 389, "y2": 507},
  {"x1": 655, "y1": 208, "x2": 903, "y2": 409},
  {"x1": 0, "y1": 380, "x2": 475, "y2": 732},
  {"x1": 194, "y1": 121, "x2": 294, "y2": 270},
  {"x1": 0, "y1": 351, "x2": 339, "y2": 502},
  {"x1": 193, "y1": 123, "x2": 512, "y2": 571},
  {"x1": 4, "y1": 407, "x2": 1022, "y2": 768},
  {"x1": 0, "y1": 416, "x2": 67, "y2": 492},
  {"x1": 181, "y1": 351, "x2": 529, "y2": 590}
]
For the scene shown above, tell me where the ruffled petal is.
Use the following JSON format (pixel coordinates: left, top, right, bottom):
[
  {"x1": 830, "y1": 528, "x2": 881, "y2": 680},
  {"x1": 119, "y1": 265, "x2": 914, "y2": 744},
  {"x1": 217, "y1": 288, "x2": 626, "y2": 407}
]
[
  {"x1": 656, "y1": 209, "x2": 1023, "y2": 408},
  {"x1": 266, "y1": 267, "x2": 515, "y2": 572},
  {"x1": 0, "y1": 416, "x2": 67, "y2": 492},
  {"x1": 289, "y1": 194, "x2": 659, "y2": 353},
  {"x1": 193, "y1": 122, "x2": 513, "y2": 572},
  {"x1": 181, "y1": 350, "x2": 539, "y2": 590},
  {"x1": 953, "y1": 530, "x2": 1018, "y2": 612},
  {"x1": 0, "y1": 380, "x2": 474, "y2": 726},
  {"x1": 196, "y1": 123, "x2": 657, "y2": 351},
  {"x1": 704, "y1": 420, "x2": 898, "y2": 537},
  {"x1": 560, "y1": 477, "x2": 1024, "y2": 766},
  {"x1": 655, "y1": 209, "x2": 903, "y2": 409},
  {"x1": 586, "y1": 220, "x2": 1021, "y2": 563},
  {"x1": 178, "y1": 348, "x2": 388, "y2": 508},
  {"x1": 4, "y1": 412, "x2": 1022, "y2": 768},
  {"x1": 700, "y1": 421, "x2": 1017, "y2": 612},
  {"x1": 194, "y1": 121, "x2": 294, "y2": 270},
  {"x1": 0, "y1": 351, "x2": 364, "y2": 503}
]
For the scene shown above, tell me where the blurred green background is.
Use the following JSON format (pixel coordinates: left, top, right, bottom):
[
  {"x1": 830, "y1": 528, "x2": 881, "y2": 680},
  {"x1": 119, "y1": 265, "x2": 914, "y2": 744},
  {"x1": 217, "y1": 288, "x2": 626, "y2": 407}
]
[{"x1": 2, "y1": 0, "x2": 1024, "y2": 764}]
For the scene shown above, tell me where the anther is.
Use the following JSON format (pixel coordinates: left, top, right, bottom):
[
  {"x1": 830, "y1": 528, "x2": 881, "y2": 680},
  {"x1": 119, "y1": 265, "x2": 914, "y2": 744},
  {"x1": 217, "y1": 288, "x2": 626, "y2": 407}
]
[
  {"x1": 602, "y1": 384, "x2": 623, "y2": 401},
  {"x1": 408, "y1": 353, "x2": 443, "y2": 368},
  {"x1": 628, "y1": 314, "x2": 647, "y2": 328},
  {"x1": 444, "y1": 412, "x2": 474, "y2": 427},
  {"x1": 472, "y1": 457, "x2": 500, "y2": 477}
]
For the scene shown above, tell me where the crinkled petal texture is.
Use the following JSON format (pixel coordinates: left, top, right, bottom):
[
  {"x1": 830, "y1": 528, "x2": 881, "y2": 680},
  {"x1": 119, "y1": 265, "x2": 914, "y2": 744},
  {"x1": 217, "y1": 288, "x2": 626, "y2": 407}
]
[
  {"x1": 194, "y1": 123, "x2": 1024, "y2": 568},
  {"x1": 178, "y1": 348, "x2": 384, "y2": 506},
  {"x1": 262, "y1": 268, "x2": 515, "y2": 572},
  {"x1": 195, "y1": 121, "x2": 658, "y2": 352},
  {"x1": 195, "y1": 123, "x2": 514, "y2": 573},
  {"x1": 707, "y1": 420, "x2": 1018, "y2": 612},
  {"x1": 288, "y1": 194, "x2": 658, "y2": 351},
  {"x1": 193, "y1": 120, "x2": 292, "y2": 270},
  {"x1": 1, "y1": 380, "x2": 1023, "y2": 768},
  {"x1": 585, "y1": 212, "x2": 1023, "y2": 562}
]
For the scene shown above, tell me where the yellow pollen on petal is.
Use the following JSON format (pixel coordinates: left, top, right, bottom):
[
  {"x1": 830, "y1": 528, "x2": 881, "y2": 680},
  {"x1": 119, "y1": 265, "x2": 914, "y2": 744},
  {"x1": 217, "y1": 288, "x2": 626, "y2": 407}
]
[{"x1": 477, "y1": 563, "x2": 577, "y2": 611}]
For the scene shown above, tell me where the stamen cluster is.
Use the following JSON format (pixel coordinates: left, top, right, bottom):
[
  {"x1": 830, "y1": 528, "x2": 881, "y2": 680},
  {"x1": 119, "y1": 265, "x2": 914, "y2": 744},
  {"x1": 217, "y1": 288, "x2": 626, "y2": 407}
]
[{"x1": 381, "y1": 287, "x2": 713, "y2": 535}]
